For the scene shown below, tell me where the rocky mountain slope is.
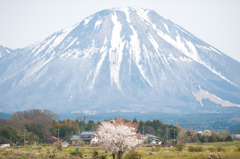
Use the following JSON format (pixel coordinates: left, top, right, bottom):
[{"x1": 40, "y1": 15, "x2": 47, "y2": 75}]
[{"x1": 0, "y1": 7, "x2": 239, "y2": 114}]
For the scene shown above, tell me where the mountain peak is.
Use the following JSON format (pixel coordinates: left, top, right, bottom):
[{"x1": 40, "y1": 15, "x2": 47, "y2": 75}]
[{"x1": 0, "y1": 7, "x2": 240, "y2": 114}]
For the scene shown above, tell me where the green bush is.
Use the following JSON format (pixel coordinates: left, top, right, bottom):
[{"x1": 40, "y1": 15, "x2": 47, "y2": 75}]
[
  {"x1": 42, "y1": 143, "x2": 47, "y2": 147},
  {"x1": 188, "y1": 146, "x2": 203, "y2": 152},
  {"x1": 235, "y1": 147, "x2": 240, "y2": 152},
  {"x1": 175, "y1": 145, "x2": 183, "y2": 152},
  {"x1": 188, "y1": 146, "x2": 194, "y2": 152},
  {"x1": 91, "y1": 150, "x2": 107, "y2": 159},
  {"x1": 70, "y1": 149, "x2": 83, "y2": 158},
  {"x1": 216, "y1": 146, "x2": 224, "y2": 152},
  {"x1": 125, "y1": 151, "x2": 142, "y2": 159},
  {"x1": 225, "y1": 135, "x2": 233, "y2": 142}
]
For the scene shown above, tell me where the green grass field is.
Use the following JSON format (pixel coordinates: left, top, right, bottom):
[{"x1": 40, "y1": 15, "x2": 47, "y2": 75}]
[{"x1": 0, "y1": 141, "x2": 239, "y2": 158}]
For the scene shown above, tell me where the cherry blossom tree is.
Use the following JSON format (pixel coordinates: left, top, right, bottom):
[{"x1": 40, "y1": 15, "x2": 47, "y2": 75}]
[{"x1": 97, "y1": 118, "x2": 142, "y2": 159}]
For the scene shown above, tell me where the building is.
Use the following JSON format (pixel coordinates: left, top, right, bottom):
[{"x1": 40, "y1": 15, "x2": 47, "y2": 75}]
[
  {"x1": 71, "y1": 131, "x2": 96, "y2": 144},
  {"x1": 142, "y1": 134, "x2": 161, "y2": 144},
  {"x1": 62, "y1": 141, "x2": 69, "y2": 147},
  {"x1": 45, "y1": 136, "x2": 58, "y2": 144},
  {"x1": 1, "y1": 144, "x2": 10, "y2": 148},
  {"x1": 233, "y1": 134, "x2": 240, "y2": 139}
]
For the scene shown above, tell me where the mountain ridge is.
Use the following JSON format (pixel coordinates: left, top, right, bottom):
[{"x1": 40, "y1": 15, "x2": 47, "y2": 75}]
[{"x1": 0, "y1": 7, "x2": 240, "y2": 114}]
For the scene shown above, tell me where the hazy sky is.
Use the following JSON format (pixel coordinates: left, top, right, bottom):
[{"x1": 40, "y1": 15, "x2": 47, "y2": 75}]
[{"x1": 0, "y1": 0, "x2": 239, "y2": 62}]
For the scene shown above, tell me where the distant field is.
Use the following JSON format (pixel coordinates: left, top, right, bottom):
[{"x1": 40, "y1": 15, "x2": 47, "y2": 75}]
[{"x1": 0, "y1": 141, "x2": 240, "y2": 158}]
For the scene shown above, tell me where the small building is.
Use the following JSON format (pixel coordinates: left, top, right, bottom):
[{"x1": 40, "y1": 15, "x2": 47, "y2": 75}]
[
  {"x1": 45, "y1": 136, "x2": 58, "y2": 144},
  {"x1": 71, "y1": 131, "x2": 96, "y2": 144},
  {"x1": 197, "y1": 131, "x2": 203, "y2": 134},
  {"x1": 142, "y1": 134, "x2": 161, "y2": 144},
  {"x1": 233, "y1": 134, "x2": 240, "y2": 139},
  {"x1": 62, "y1": 141, "x2": 68, "y2": 147},
  {"x1": 1, "y1": 144, "x2": 10, "y2": 148}
]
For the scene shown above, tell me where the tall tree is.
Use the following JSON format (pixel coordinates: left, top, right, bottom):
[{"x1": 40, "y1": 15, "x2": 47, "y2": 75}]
[{"x1": 97, "y1": 118, "x2": 142, "y2": 159}]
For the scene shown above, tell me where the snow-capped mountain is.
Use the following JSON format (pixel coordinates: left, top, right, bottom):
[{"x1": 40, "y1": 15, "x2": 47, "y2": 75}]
[{"x1": 0, "y1": 7, "x2": 240, "y2": 114}]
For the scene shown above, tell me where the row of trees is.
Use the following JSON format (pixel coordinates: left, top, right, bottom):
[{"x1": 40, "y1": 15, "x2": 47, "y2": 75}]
[
  {"x1": 0, "y1": 109, "x2": 234, "y2": 147},
  {"x1": 177, "y1": 128, "x2": 233, "y2": 145},
  {"x1": 0, "y1": 109, "x2": 56, "y2": 144},
  {"x1": 135, "y1": 118, "x2": 179, "y2": 140},
  {"x1": 0, "y1": 110, "x2": 101, "y2": 144}
]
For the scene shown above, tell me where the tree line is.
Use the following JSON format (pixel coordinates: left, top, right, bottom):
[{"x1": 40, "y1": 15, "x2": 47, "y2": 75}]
[{"x1": 0, "y1": 109, "x2": 234, "y2": 145}]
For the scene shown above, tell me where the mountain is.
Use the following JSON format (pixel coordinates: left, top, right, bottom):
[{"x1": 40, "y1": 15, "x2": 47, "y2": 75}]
[
  {"x1": 0, "y1": 112, "x2": 11, "y2": 119},
  {"x1": 0, "y1": 7, "x2": 240, "y2": 114}
]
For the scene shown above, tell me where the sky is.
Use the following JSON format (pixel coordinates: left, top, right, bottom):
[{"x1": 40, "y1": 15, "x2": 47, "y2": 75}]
[{"x1": 0, "y1": 0, "x2": 239, "y2": 62}]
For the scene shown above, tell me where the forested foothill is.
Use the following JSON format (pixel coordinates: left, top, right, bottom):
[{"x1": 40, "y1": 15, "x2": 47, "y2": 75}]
[{"x1": 0, "y1": 109, "x2": 236, "y2": 146}]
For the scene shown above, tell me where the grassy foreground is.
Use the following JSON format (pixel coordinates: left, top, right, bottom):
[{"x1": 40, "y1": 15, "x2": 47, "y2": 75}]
[{"x1": 0, "y1": 141, "x2": 240, "y2": 159}]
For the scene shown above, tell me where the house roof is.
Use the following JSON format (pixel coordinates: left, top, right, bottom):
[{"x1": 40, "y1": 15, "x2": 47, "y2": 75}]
[
  {"x1": 48, "y1": 136, "x2": 58, "y2": 140},
  {"x1": 145, "y1": 134, "x2": 158, "y2": 138},
  {"x1": 80, "y1": 131, "x2": 96, "y2": 135},
  {"x1": 71, "y1": 131, "x2": 96, "y2": 141}
]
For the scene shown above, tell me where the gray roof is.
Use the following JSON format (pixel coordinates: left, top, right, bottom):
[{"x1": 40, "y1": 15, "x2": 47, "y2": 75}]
[
  {"x1": 71, "y1": 131, "x2": 96, "y2": 141},
  {"x1": 80, "y1": 131, "x2": 96, "y2": 135}
]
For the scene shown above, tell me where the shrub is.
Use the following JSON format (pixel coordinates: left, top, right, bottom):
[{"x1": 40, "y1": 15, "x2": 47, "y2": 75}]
[
  {"x1": 75, "y1": 140, "x2": 85, "y2": 146},
  {"x1": 125, "y1": 151, "x2": 142, "y2": 159},
  {"x1": 42, "y1": 143, "x2": 47, "y2": 147},
  {"x1": 175, "y1": 145, "x2": 183, "y2": 152},
  {"x1": 188, "y1": 146, "x2": 202, "y2": 152},
  {"x1": 216, "y1": 146, "x2": 224, "y2": 152},
  {"x1": 235, "y1": 147, "x2": 240, "y2": 152},
  {"x1": 150, "y1": 146, "x2": 161, "y2": 152},
  {"x1": 195, "y1": 146, "x2": 202, "y2": 152},
  {"x1": 225, "y1": 135, "x2": 233, "y2": 142},
  {"x1": 188, "y1": 146, "x2": 194, "y2": 152},
  {"x1": 92, "y1": 150, "x2": 107, "y2": 159},
  {"x1": 70, "y1": 149, "x2": 83, "y2": 158}
]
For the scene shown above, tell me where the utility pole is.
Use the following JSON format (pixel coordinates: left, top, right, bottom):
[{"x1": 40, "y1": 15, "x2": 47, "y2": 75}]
[
  {"x1": 10, "y1": 137, "x2": 12, "y2": 146},
  {"x1": 23, "y1": 128, "x2": 26, "y2": 146},
  {"x1": 174, "y1": 129, "x2": 175, "y2": 146},
  {"x1": 142, "y1": 126, "x2": 144, "y2": 136},
  {"x1": 57, "y1": 127, "x2": 59, "y2": 142},
  {"x1": 167, "y1": 127, "x2": 168, "y2": 146}
]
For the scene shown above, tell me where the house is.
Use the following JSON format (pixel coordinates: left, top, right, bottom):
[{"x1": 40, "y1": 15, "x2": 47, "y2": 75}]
[
  {"x1": 71, "y1": 131, "x2": 96, "y2": 144},
  {"x1": 197, "y1": 131, "x2": 203, "y2": 134},
  {"x1": 142, "y1": 134, "x2": 161, "y2": 144},
  {"x1": 45, "y1": 136, "x2": 58, "y2": 144},
  {"x1": 233, "y1": 134, "x2": 240, "y2": 139}
]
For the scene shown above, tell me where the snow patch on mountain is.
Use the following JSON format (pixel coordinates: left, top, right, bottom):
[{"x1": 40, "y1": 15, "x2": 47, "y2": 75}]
[
  {"x1": 50, "y1": 25, "x2": 77, "y2": 50},
  {"x1": 90, "y1": 37, "x2": 108, "y2": 89},
  {"x1": 94, "y1": 19, "x2": 102, "y2": 30},
  {"x1": 193, "y1": 89, "x2": 240, "y2": 107},
  {"x1": 130, "y1": 25, "x2": 153, "y2": 87},
  {"x1": 210, "y1": 46, "x2": 222, "y2": 55},
  {"x1": 154, "y1": 28, "x2": 237, "y2": 86},
  {"x1": 64, "y1": 37, "x2": 78, "y2": 51},
  {"x1": 109, "y1": 11, "x2": 125, "y2": 90},
  {"x1": 162, "y1": 23, "x2": 170, "y2": 33},
  {"x1": 84, "y1": 16, "x2": 93, "y2": 26}
]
